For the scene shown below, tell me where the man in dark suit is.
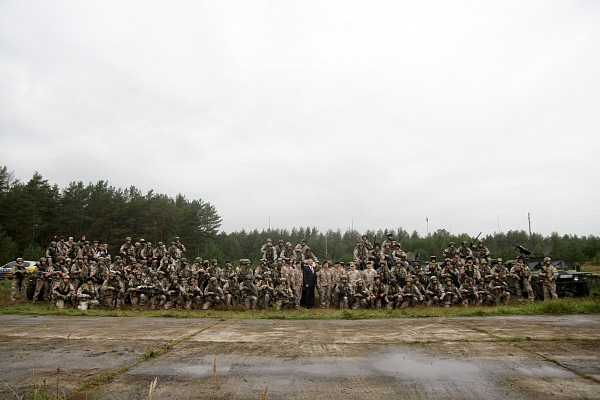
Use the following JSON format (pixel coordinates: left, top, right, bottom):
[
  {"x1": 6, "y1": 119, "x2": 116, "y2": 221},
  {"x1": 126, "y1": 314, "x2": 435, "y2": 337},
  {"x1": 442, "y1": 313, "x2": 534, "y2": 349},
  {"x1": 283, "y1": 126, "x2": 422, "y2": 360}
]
[{"x1": 303, "y1": 258, "x2": 317, "y2": 308}]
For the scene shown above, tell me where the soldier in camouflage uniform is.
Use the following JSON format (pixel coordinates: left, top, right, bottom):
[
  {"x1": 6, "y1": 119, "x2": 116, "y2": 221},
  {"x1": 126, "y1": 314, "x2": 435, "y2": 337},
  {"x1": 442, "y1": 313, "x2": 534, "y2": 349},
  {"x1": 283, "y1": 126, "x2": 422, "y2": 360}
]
[
  {"x1": 280, "y1": 259, "x2": 294, "y2": 284},
  {"x1": 46, "y1": 241, "x2": 60, "y2": 265},
  {"x1": 290, "y1": 261, "x2": 304, "y2": 307},
  {"x1": 424, "y1": 276, "x2": 443, "y2": 307},
  {"x1": 148, "y1": 272, "x2": 167, "y2": 310},
  {"x1": 317, "y1": 261, "x2": 334, "y2": 308},
  {"x1": 443, "y1": 242, "x2": 458, "y2": 259},
  {"x1": 391, "y1": 259, "x2": 408, "y2": 287},
  {"x1": 401, "y1": 278, "x2": 424, "y2": 308},
  {"x1": 491, "y1": 258, "x2": 509, "y2": 281},
  {"x1": 489, "y1": 273, "x2": 510, "y2": 305},
  {"x1": 347, "y1": 263, "x2": 361, "y2": 287},
  {"x1": 256, "y1": 272, "x2": 274, "y2": 310},
  {"x1": 223, "y1": 275, "x2": 242, "y2": 307},
  {"x1": 294, "y1": 239, "x2": 308, "y2": 261},
  {"x1": 11, "y1": 258, "x2": 29, "y2": 302},
  {"x1": 411, "y1": 262, "x2": 427, "y2": 285},
  {"x1": 240, "y1": 275, "x2": 258, "y2": 310},
  {"x1": 128, "y1": 270, "x2": 150, "y2": 310},
  {"x1": 70, "y1": 256, "x2": 87, "y2": 292},
  {"x1": 539, "y1": 257, "x2": 558, "y2": 301},
  {"x1": 371, "y1": 275, "x2": 388, "y2": 309},
  {"x1": 52, "y1": 275, "x2": 75, "y2": 309},
  {"x1": 102, "y1": 272, "x2": 124, "y2": 310},
  {"x1": 510, "y1": 256, "x2": 534, "y2": 302},
  {"x1": 459, "y1": 277, "x2": 478, "y2": 306},
  {"x1": 473, "y1": 240, "x2": 491, "y2": 267},
  {"x1": 440, "y1": 278, "x2": 460, "y2": 307},
  {"x1": 461, "y1": 256, "x2": 479, "y2": 284},
  {"x1": 32, "y1": 257, "x2": 53, "y2": 302},
  {"x1": 352, "y1": 279, "x2": 371, "y2": 309},
  {"x1": 164, "y1": 276, "x2": 185, "y2": 310},
  {"x1": 81, "y1": 241, "x2": 95, "y2": 261},
  {"x1": 273, "y1": 278, "x2": 295, "y2": 310},
  {"x1": 353, "y1": 243, "x2": 369, "y2": 270},
  {"x1": 478, "y1": 258, "x2": 493, "y2": 283},
  {"x1": 263, "y1": 243, "x2": 278, "y2": 266},
  {"x1": 201, "y1": 277, "x2": 222, "y2": 309},
  {"x1": 77, "y1": 277, "x2": 100, "y2": 310},
  {"x1": 424, "y1": 256, "x2": 442, "y2": 281},
  {"x1": 386, "y1": 278, "x2": 403, "y2": 309},
  {"x1": 475, "y1": 277, "x2": 494, "y2": 306},
  {"x1": 281, "y1": 242, "x2": 296, "y2": 263},
  {"x1": 335, "y1": 276, "x2": 352, "y2": 310},
  {"x1": 361, "y1": 261, "x2": 377, "y2": 289},
  {"x1": 119, "y1": 237, "x2": 135, "y2": 265}
]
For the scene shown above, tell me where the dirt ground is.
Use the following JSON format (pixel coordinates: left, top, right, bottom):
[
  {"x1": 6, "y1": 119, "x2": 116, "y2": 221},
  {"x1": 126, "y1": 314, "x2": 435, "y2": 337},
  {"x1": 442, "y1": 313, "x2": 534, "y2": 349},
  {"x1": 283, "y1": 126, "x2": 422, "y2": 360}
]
[{"x1": 1, "y1": 315, "x2": 599, "y2": 399}]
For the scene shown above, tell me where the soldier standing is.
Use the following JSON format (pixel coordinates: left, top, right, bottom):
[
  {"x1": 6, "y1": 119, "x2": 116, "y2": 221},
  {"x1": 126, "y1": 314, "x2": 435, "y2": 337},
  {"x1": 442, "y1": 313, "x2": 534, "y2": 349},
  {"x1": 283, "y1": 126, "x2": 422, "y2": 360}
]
[
  {"x1": 11, "y1": 258, "x2": 29, "y2": 302},
  {"x1": 510, "y1": 256, "x2": 534, "y2": 302},
  {"x1": 290, "y1": 261, "x2": 304, "y2": 308},
  {"x1": 317, "y1": 261, "x2": 334, "y2": 308},
  {"x1": 32, "y1": 257, "x2": 53, "y2": 302},
  {"x1": 539, "y1": 257, "x2": 558, "y2": 300}
]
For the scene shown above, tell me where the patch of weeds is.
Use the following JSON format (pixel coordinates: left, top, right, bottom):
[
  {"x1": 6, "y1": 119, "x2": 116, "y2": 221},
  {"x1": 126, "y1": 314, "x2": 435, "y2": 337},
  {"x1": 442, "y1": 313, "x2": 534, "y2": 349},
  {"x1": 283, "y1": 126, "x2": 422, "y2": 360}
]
[{"x1": 142, "y1": 349, "x2": 163, "y2": 361}]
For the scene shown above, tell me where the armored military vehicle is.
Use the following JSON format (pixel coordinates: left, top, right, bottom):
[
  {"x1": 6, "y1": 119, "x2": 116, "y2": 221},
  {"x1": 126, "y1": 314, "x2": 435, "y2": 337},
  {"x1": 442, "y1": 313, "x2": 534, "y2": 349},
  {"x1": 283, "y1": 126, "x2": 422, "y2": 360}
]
[{"x1": 504, "y1": 241, "x2": 591, "y2": 299}]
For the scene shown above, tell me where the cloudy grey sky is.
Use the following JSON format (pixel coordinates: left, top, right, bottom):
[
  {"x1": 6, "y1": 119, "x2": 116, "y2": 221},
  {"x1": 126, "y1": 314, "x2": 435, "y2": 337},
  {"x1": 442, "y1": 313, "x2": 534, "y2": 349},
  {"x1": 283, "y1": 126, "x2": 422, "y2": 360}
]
[{"x1": 1, "y1": 1, "x2": 599, "y2": 237}]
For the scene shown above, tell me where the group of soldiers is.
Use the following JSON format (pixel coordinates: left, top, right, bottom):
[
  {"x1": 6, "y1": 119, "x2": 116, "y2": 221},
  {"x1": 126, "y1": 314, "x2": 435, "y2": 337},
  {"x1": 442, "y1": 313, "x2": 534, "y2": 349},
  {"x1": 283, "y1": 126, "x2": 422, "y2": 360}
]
[{"x1": 8, "y1": 233, "x2": 560, "y2": 311}]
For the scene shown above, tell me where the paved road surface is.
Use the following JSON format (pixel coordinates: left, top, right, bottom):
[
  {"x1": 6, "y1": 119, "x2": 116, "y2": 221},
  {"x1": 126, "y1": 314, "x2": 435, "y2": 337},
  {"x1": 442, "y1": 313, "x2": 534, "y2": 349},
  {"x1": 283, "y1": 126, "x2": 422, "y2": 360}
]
[{"x1": 1, "y1": 314, "x2": 599, "y2": 399}]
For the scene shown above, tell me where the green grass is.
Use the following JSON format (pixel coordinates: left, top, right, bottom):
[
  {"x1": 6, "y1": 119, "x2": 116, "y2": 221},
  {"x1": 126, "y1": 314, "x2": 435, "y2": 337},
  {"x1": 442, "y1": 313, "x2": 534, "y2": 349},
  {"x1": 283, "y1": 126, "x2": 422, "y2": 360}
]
[{"x1": 1, "y1": 298, "x2": 599, "y2": 320}]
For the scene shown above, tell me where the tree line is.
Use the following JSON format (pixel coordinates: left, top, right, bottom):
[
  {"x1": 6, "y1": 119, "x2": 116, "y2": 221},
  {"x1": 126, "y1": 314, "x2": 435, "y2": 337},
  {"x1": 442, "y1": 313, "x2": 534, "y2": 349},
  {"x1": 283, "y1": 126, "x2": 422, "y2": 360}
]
[{"x1": 1, "y1": 166, "x2": 600, "y2": 266}]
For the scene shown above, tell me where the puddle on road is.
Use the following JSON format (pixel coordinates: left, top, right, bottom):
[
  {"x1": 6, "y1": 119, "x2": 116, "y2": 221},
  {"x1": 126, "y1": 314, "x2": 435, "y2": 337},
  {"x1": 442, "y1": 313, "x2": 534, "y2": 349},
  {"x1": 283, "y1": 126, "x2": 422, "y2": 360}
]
[
  {"x1": 374, "y1": 352, "x2": 480, "y2": 381},
  {"x1": 130, "y1": 347, "x2": 576, "y2": 384}
]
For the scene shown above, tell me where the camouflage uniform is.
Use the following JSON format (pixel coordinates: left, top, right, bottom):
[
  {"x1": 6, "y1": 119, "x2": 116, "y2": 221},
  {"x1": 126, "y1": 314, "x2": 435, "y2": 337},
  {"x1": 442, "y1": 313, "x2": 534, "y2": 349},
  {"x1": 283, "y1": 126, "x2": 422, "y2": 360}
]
[
  {"x1": 223, "y1": 278, "x2": 242, "y2": 307},
  {"x1": 203, "y1": 277, "x2": 224, "y2": 309},
  {"x1": 10, "y1": 258, "x2": 28, "y2": 302},
  {"x1": 256, "y1": 274, "x2": 274, "y2": 310},
  {"x1": 335, "y1": 277, "x2": 352, "y2": 310},
  {"x1": 509, "y1": 257, "x2": 534, "y2": 302},
  {"x1": 386, "y1": 279, "x2": 403, "y2": 309},
  {"x1": 371, "y1": 276, "x2": 388, "y2": 309},
  {"x1": 52, "y1": 275, "x2": 75, "y2": 309},
  {"x1": 440, "y1": 279, "x2": 460, "y2": 307},
  {"x1": 148, "y1": 273, "x2": 167, "y2": 310},
  {"x1": 443, "y1": 242, "x2": 458, "y2": 259},
  {"x1": 33, "y1": 258, "x2": 53, "y2": 302},
  {"x1": 347, "y1": 263, "x2": 361, "y2": 287},
  {"x1": 353, "y1": 243, "x2": 369, "y2": 270},
  {"x1": 102, "y1": 273, "x2": 124, "y2": 310},
  {"x1": 352, "y1": 280, "x2": 371, "y2": 309},
  {"x1": 459, "y1": 278, "x2": 478, "y2": 306},
  {"x1": 488, "y1": 274, "x2": 510, "y2": 305},
  {"x1": 280, "y1": 242, "x2": 296, "y2": 263},
  {"x1": 475, "y1": 279, "x2": 494, "y2": 306},
  {"x1": 361, "y1": 263, "x2": 377, "y2": 289},
  {"x1": 240, "y1": 276, "x2": 258, "y2": 309},
  {"x1": 290, "y1": 262, "x2": 304, "y2": 307},
  {"x1": 77, "y1": 278, "x2": 100, "y2": 310},
  {"x1": 391, "y1": 261, "x2": 408, "y2": 287},
  {"x1": 317, "y1": 263, "x2": 334, "y2": 308},
  {"x1": 70, "y1": 258, "x2": 88, "y2": 292},
  {"x1": 164, "y1": 277, "x2": 185, "y2": 310},
  {"x1": 539, "y1": 257, "x2": 558, "y2": 301},
  {"x1": 401, "y1": 279, "x2": 424, "y2": 308},
  {"x1": 424, "y1": 276, "x2": 443, "y2": 306},
  {"x1": 128, "y1": 272, "x2": 149, "y2": 310},
  {"x1": 273, "y1": 279, "x2": 295, "y2": 310}
]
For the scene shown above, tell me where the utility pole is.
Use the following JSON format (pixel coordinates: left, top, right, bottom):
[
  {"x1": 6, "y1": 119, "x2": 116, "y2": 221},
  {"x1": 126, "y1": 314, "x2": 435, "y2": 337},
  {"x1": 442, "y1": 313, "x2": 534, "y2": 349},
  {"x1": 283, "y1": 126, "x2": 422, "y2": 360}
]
[
  {"x1": 528, "y1": 213, "x2": 533, "y2": 250},
  {"x1": 497, "y1": 214, "x2": 500, "y2": 232}
]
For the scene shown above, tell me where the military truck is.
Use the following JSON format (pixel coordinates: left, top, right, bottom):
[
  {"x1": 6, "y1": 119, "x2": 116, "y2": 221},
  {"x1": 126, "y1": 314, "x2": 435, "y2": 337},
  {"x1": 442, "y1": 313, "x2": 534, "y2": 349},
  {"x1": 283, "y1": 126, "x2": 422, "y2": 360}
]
[{"x1": 504, "y1": 241, "x2": 591, "y2": 299}]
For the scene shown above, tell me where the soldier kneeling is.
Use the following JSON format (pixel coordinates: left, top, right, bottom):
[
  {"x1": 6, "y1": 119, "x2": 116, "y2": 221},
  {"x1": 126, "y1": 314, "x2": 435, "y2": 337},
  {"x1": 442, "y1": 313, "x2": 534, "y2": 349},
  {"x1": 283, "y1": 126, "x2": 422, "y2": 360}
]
[
  {"x1": 53, "y1": 275, "x2": 75, "y2": 309},
  {"x1": 274, "y1": 278, "x2": 295, "y2": 310},
  {"x1": 77, "y1": 277, "x2": 100, "y2": 310}
]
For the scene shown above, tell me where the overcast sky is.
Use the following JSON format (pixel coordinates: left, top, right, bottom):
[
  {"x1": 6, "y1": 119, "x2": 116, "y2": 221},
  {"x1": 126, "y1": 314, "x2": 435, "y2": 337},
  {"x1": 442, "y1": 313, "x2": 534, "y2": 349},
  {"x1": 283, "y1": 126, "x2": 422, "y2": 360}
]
[{"x1": 1, "y1": 1, "x2": 599, "y2": 237}]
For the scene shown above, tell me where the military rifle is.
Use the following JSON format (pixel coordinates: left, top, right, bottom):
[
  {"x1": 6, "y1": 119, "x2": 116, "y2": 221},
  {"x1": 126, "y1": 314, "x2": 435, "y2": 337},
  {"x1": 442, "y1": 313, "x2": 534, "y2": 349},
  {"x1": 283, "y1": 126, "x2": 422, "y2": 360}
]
[
  {"x1": 469, "y1": 232, "x2": 482, "y2": 248},
  {"x1": 81, "y1": 289, "x2": 98, "y2": 300},
  {"x1": 507, "y1": 240, "x2": 532, "y2": 256}
]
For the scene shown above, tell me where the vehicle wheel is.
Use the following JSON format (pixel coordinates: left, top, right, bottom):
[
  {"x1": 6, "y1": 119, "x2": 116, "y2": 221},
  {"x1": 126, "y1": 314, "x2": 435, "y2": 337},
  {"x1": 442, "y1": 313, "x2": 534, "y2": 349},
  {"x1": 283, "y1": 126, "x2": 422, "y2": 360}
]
[
  {"x1": 578, "y1": 282, "x2": 590, "y2": 297},
  {"x1": 26, "y1": 282, "x2": 35, "y2": 300},
  {"x1": 532, "y1": 282, "x2": 543, "y2": 301}
]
